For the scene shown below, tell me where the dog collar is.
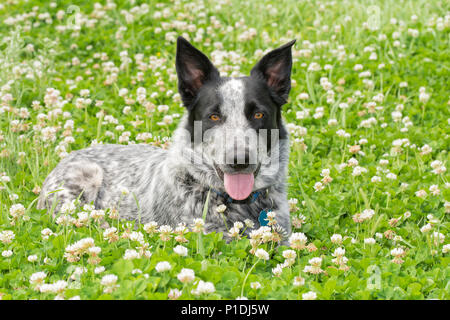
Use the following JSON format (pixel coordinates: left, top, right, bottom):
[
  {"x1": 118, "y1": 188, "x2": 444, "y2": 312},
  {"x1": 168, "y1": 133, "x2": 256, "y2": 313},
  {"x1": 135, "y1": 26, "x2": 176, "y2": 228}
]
[
  {"x1": 211, "y1": 188, "x2": 268, "y2": 205},
  {"x1": 211, "y1": 188, "x2": 272, "y2": 227}
]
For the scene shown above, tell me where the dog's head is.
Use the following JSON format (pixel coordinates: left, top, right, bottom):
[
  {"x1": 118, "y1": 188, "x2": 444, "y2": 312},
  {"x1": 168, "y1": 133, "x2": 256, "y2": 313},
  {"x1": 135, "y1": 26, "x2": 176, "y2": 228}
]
[{"x1": 173, "y1": 36, "x2": 295, "y2": 200}]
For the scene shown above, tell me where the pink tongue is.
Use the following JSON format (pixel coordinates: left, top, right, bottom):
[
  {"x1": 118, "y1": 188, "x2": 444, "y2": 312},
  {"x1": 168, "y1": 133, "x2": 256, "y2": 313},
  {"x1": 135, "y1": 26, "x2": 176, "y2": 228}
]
[{"x1": 224, "y1": 173, "x2": 254, "y2": 200}]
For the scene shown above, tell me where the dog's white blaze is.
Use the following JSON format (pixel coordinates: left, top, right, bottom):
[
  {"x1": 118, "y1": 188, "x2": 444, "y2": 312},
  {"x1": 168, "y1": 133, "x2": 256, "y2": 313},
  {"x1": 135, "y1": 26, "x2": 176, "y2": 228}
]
[
  {"x1": 216, "y1": 79, "x2": 254, "y2": 164},
  {"x1": 218, "y1": 79, "x2": 247, "y2": 128}
]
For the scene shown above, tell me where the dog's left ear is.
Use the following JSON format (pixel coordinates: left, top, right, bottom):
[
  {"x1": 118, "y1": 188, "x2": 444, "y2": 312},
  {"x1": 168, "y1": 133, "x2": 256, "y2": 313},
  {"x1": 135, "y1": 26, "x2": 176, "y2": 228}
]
[
  {"x1": 176, "y1": 36, "x2": 220, "y2": 107},
  {"x1": 250, "y1": 40, "x2": 296, "y2": 104}
]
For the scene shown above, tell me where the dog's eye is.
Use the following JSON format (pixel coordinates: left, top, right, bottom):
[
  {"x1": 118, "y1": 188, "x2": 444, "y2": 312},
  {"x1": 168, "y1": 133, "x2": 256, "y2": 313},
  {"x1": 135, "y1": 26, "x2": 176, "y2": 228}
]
[
  {"x1": 254, "y1": 112, "x2": 264, "y2": 119},
  {"x1": 209, "y1": 114, "x2": 221, "y2": 121}
]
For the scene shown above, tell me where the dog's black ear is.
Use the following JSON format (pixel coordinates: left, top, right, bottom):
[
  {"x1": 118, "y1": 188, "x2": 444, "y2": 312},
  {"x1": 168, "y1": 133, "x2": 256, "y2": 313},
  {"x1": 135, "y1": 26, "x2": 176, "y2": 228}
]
[
  {"x1": 250, "y1": 40, "x2": 296, "y2": 104},
  {"x1": 176, "y1": 36, "x2": 220, "y2": 107}
]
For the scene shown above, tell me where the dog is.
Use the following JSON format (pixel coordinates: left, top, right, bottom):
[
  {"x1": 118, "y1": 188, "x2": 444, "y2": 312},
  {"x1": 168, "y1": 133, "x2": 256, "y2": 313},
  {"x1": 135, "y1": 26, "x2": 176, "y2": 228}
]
[{"x1": 37, "y1": 37, "x2": 295, "y2": 240}]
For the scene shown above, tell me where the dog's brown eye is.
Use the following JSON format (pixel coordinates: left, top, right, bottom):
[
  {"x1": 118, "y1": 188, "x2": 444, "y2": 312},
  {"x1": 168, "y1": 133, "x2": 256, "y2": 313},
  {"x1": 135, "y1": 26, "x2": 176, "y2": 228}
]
[
  {"x1": 210, "y1": 114, "x2": 220, "y2": 121},
  {"x1": 254, "y1": 112, "x2": 264, "y2": 119}
]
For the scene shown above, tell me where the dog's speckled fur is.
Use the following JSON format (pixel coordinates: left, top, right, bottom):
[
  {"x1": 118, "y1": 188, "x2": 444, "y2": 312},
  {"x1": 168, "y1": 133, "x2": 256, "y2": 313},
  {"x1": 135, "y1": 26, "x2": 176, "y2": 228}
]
[{"x1": 37, "y1": 37, "x2": 295, "y2": 240}]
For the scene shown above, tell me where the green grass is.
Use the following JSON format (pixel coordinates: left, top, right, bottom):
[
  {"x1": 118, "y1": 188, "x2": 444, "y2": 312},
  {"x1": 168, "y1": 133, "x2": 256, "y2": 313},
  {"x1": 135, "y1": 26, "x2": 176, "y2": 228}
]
[{"x1": 0, "y1": 0, "x2": 449, "y2": 300}]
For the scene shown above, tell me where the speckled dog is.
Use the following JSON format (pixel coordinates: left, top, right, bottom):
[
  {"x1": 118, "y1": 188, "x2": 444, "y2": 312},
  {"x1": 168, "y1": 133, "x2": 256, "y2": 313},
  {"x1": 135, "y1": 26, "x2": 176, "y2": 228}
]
[{"x1": 38, "y1": 37, "x2": 295, "y2": 240}]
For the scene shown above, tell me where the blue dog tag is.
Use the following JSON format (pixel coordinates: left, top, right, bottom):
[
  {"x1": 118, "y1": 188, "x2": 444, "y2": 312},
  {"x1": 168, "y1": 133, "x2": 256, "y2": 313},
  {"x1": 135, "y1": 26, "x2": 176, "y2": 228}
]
[{"x1": 259, "y1": 210, "x2": 269, "y2": 226}]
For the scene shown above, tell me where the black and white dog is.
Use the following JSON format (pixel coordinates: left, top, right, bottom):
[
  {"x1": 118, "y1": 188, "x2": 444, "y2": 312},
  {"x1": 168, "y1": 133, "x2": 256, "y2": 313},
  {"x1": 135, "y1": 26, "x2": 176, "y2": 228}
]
[{"x1": 38, "y1": 37, "x2": 295, "y2": 240}]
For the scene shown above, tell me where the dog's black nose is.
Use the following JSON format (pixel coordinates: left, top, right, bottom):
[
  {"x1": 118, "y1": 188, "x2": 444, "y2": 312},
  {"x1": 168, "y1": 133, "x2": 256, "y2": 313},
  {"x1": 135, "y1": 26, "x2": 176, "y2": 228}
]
[
  {"x1": 229, "y1": 151, "x2": 250, "y2": 170},
  {"x1": 230, "y1": 163, "x2": 250, "y2": 170}
]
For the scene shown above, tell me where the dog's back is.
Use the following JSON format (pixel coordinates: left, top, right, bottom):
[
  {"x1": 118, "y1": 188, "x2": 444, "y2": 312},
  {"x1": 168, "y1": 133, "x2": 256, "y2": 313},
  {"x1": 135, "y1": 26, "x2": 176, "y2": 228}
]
[{"x1": 37, "y1": 144, "x2": 167, "y2": 218}]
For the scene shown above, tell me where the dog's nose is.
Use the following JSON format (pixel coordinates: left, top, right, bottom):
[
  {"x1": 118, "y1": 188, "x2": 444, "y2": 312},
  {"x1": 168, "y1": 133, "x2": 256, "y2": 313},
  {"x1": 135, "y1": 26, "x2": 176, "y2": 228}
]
[{"x1": 229, "y1": 151, "x2": 250, "y2": 170}]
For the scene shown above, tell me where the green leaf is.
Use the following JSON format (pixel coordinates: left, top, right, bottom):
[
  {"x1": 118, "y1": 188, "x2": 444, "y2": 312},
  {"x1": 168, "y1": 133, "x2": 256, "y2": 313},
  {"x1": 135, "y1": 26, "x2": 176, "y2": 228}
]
[{"x1": 111, "y1": 259, "x2": 134, "y2": 277}]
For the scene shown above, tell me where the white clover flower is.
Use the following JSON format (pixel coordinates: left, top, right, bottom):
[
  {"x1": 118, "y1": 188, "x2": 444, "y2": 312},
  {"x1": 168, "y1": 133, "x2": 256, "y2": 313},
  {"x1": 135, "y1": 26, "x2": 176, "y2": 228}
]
[
  {"x1": 82, "y1": 204, "x2": 95, "y2": 212},
  {"x1": 298, "y1": 92, "x2": 309, "y2": 100},
  {"x1": 442, "y1": 244, "x2": 450, "y2": 254},
  {"x1": 302, "y1": 291, "x2": 317, "y2": 300},
  {"x1": 419, "y1": 91, "x2": 430, "y2": 103},
  {"x1": 391, "y1": 248, "x2": 405, "y2": 264},
  {"x1": 155, "y1": 261, "x2": 172, "y2": 272},
  {"x1": 313, "y1": 181, "x2": 324, "y2": 192},
  {"x1": 391, "y1": 247, "x2": 405, "y2": 257},
  {"x1": 228, "y1": 226, "x2": 240, "y2": 239},
  {"x1": 131, "y1": 269, "x2": 142, "y2": 274},
  {"x1": 289, "y1": 232, "x2": 308, "y2": 250},
  {"x1": 272, "y1": 264, "x2": 283, "y2": 276},
  {"x1": 280, "y1": 247, "x2": 295, "y2": 259},
  {"x1": 177, "y1": 268, "x2": 195, "y2": 283},
  {"x1": 427, "y1": 214, "x2": 440, "y2": 224},
  {"x1": 158, "y1": 225, "x2": 173, "y2": 241},
  {"x1": 103, "y1": 227, "x2": 118, "y2": 242},
  {"x1": 0, "y1": 230, "x2": 15, "y2": 244},
  {"x1": 347, "y1": 158, "x2": 359, "y2": 167},
  {"x1": 9, "y1": 203, "x2": 25, "y2": 219},
  {"x1": 168, "y1": 288, "x2": 182, "y2": 300},
  {"x1": 60, "y1": 201, "x2": 76, "y2": 215},
  {"x1": 430, "y1": 160, "x2": 443, "y2": 169},
  {"x1": 293, "y1": 276, "x2": 305, "y2": 287},
  {"x1": 216, "y1": 204, "x2": 227, "y2": 213},
  {"x1": 304, "y1": 257, "x2": 323, "y2": 274},
  {"x1": 40, "y1": 280, "x2": 68, "y2": 294},
  {"x1": 30, "y1": 271, "x2": 47, "y2": 288},
  {"x1": 429, "y1": 185, "x2": 440, "y2": 196},
  {"x1": 27, "y1": 255, "x2": 38, "y2": 262},
  {"x1": 364, "y1": 238, "x2": 376, "y2": 245},
  {"x1": 328, "y1": 118, "x2": 338, "y2": 126},
  {"x1": 123, "y1": 249, "x2": 140, "y2": 260},
  {"x1": 2, "y1": 250, "x2": 13, "y2": 257},
  {"x1": 331, "y1": 234, "x2": 343, "y2": 244},
  {"x1": 338, "y1": 102, "x2": 349, "y2": 109},
  {"x1": 143, "y1": 221, "x2": 158, "y2": 234},
  {"x1": 191, "y1": 280, "x2": 215, "y2": 296},
  {"x1": 386, "y1": 173, "x2": 397, "y2": 180},
  {"x1": 431, "y1": 232, "x2": 445, "y2": 245},
  {"x1": 52, "y1": 280, "x2": 68, "y2": 294},
  {"x1": 244, "y1": 219, "x2": 254, "y2": 228},
  {"x1": 415, "y1": 189, "x2": 427, "y2": 198},
  {"x1": 361, "y1": 209, "x2": 375, "y2": 220},
  {"x1": 101, "y1": 274, "x2": 118, "y2": 293},
  {"x1": 94, "y1": 266, "x2": 105, "y2": 274},
  {"x1": 250, "y1": 282, "x2": 261, "y2": 289},
  {"x1": 173, "y1": 245, "x2": 188, "y2": 256},
  {"x1": 336, "y1": 129, "x2": 349, "y2": 137},
  {"x1": 254, "y1": 248, "x2": 270, "y2": 260},
  {"x1": 352, "y1": 166, "x2": 367, "y2": 176},
  {"x1": 119, "y1": 186, "x2": 129, "y2": 195},
  {"x1": 233, "y1": 221, "x2": 244, "y2": 230},
  {"x1": 445, "y1": 201, "x2": 450, "y2": 214},
  {"x1": 191, "y1": 218, "x2": 205, "y2": 233},
  {"x1": 332, "y1": 247, "x2": 346, "y2": 257},
  {"x1": 420, "y1": 144, "x2": 432, "y2": 155},
  {"x1": 420, "y1": 223, "x2": 432, "y2": 233},
  {"x1": 88, "y1": 246, "x2": 101, "y2": 256},
  {"x1": 431, "y1": 164, "x2": 446, "y2": 175},
  {"x1": 371, "y1": 176, "x2": 382, "y2": 183},
  {"x1": 129, "y1": 231, "x2": 144, "y2": 244},
  {"x1": 309, "y1": 257, "x2": 322, "y2": 266}
]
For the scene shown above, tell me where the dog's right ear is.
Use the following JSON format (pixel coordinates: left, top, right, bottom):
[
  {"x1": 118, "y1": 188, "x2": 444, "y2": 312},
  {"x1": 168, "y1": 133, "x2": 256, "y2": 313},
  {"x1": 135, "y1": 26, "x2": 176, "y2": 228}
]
[{"x1": 176, "y1": 36, "x2": 220, "y2": 107}]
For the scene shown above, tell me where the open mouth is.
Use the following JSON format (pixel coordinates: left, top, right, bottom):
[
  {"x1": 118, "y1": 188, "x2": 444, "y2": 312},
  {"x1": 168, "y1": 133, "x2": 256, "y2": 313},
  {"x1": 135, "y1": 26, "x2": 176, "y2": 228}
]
[{"x1": 213, "y1": 163, "x2": 261, "y2": 201}]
